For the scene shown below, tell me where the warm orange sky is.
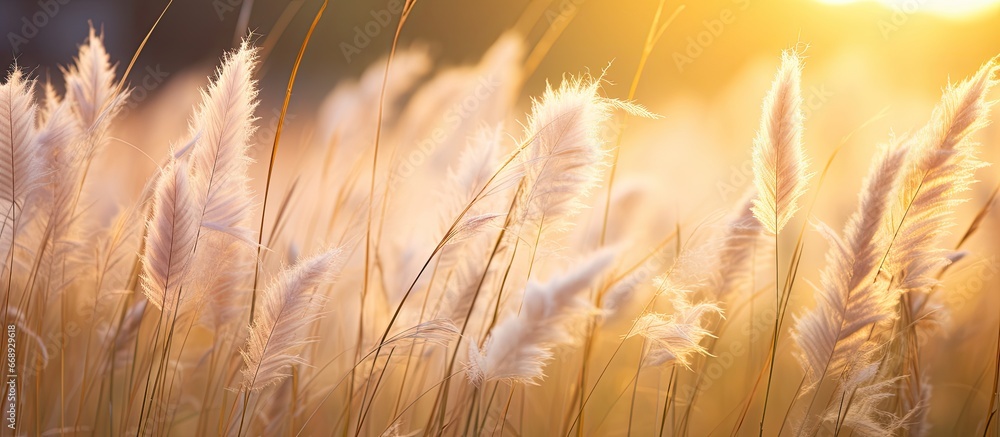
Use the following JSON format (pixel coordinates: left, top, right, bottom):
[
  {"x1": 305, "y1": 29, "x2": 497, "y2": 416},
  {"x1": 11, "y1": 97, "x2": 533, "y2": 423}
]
[
  {"x1": 815, "y1": 0, "x2": 1000, "y2": 17},
  {"x1": 512, "y1": 0, "x2": 1000, "y2": 101},
  {"x1": 4, "y1": 0, "x2": 996, "y2": 110}
]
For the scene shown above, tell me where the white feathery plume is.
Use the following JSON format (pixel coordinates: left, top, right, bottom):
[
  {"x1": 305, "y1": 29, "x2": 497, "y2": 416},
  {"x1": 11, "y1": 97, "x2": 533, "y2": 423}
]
[
  {"x1": 793, "y1": 143, "x2": 908, "y2": 384},
  {"x1": 0, "y1": 69, "x2": 43, "y2": 261},
  {"x1": 466, "y1": 250, "x2": 613, "y2": 386},
  {"x1": 239, "y1": 247, "x2": 344, "y2": 391},
  {"x1": 517, "y1": 75, "x2": 653, "y2": 228},
  {"x1": 820, "y1": 358, "x2": 908, "y2": 437},
  {"x1": 62, "y1": 27, "x2": 126, "y2": 131},
  {"x1": 880, "y1": 59, "x2": 996, "y2": 435},
  {"x1": 140, "y1": 158, "x2": 200, "y2": 313},
  {"x1": 378, "y1": 319, "x2": 460, "y2": 352},
  {"x1": 628, "y1": 289, "x2": 721, "y2": 369},
  {"x1": 188, "y1": 40, "x2": 259, "y2": 241},
  {"x1": 444, "y1": 213, "x2": 504, "y2": 246},
  {"x1": 750, "y1": 50, "x2": 810, "y2": 235},
  {"x1": 887, "y1": 58, "x2": 997, "y2": 295},
  {"x1": 48, "y1": 29, "x2": 126, "y2": 282},
  {"x1": 0, "y1": 69, "x2": 42, "y2": 209},
  {"x1": 34, "y1": 93, "x2": 82, "y2": 227},
  {"x1": 180, "y1": 41, "x2": 259, "y2": 331},
  {"x1": 39, "y1": 81, "x2": 62, "y2": 124},
  {"x1": 31, "y1": 88, "x2": 85, "y2": 286}
]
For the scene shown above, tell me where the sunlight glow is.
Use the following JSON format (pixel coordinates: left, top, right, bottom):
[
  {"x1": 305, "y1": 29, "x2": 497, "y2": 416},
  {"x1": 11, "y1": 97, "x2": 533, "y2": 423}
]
[{"x1": 816, "y1": 0, "x2": 1000, "y2": 17}]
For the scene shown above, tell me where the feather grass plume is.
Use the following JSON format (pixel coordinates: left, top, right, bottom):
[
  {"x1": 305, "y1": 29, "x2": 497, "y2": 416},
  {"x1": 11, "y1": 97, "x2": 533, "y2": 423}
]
[
  {"x1": 63, "y1": 27, "x2": 122, "y2": 130},
  {"x1": 882, "y1": 56, "x2": 998, "y2": 437},
  {"x1": 379, "y1": 319, "x2": 460, "y2": 352},
  {"x1": 188, "y1": 40, "x2": 259, "y2": 242},
  {"x1": 517, "y1": 75, "x2": 654, "y2": 228},
  {"x1": 750, "y1": 50, "x2": 809, "y2": 235},
  {"x1": 793, "y1": 143, "x2": 908, "y2": 385},
  {"x1": 29, "y1": 82, "x2": 87, "y2": 304},
  {"x1": 0, "y1": 69, "x2": 42, "y2": 202},
  {"x1": 33, "y1": 93, "x2": 82, "y2": 234},
  {"x1": 466, "y1": 250, "x2": 613, "y2": 386},
  {"x1": 239, "y1": 247, "x2": 344, "y2": 391},
  {"x1": 177, "y1": 41, "x2": 261, "y2": 331},
  {"x1": 821, "y1": 359, "x2": 908, "y2": 437},
  {"x1": 0, "y1": 69, "x2": 43, "y2": 260},
  {"x1": 886, "y1": 57, "x2": 998, "y2": 295},
  {"x1": 140, "y1": 158, "x2": 200, "y2": 313},
  {"x1": 628, "y1": 290, "x2": 721, "y2": 368}
]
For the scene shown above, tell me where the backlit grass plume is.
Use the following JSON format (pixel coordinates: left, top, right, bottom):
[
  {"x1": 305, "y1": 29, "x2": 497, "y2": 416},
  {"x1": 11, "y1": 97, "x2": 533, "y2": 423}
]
[
  {"x1": 0, "y1": 69, "x2": 42, "y2": 260},
  {"x1": 628, "y1": 289, "x2": 721, "y2": 369},
  {"x1": 750, "y1": 50, "x2": 809, "y2": 235},
  {"x1": 239, "y1": 247, "x2": 344, "y2": 391},
  {"x1": 140, "y1": 158, "x2": 199, "y2": 313},
  {"x1": 517, "y1": 75, "x2": 654, "y2": 229},
  {"x1": 886, "y1": 57, "x2": 997, "y2": 296},
  {"x1": 467, "y1": 250, "x2": 612, "y2": 386},
  {"x1": 188, "y1": 40, "x2": 259, "y2": 242},
  {"x1": 793, "y1": 142, "x2": 908, "y2": 386}
]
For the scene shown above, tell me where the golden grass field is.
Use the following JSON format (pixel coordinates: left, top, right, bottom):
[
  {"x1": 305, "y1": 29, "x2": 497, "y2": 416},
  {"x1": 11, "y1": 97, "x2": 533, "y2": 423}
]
[{"x1": 1, "y1": 0, "x2": 1000, "y2": 435}]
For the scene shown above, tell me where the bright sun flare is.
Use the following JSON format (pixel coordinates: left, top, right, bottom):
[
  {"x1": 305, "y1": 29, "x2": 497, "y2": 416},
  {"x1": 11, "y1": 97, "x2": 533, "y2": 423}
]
[{"x1": 817, "y1": 0, "x2": 1000, "y2": 17}]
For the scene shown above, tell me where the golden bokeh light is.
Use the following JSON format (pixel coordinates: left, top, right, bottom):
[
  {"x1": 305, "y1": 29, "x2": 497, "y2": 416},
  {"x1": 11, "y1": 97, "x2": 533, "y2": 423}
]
[{"x1": 816, "y1": 0, "x2": 1000, "y2": 17}]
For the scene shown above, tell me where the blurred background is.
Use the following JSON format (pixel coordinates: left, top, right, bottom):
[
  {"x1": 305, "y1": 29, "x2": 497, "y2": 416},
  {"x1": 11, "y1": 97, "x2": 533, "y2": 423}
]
[
  {"x1": 3, "y1": 0, "x2": 1000, "y2": 254},
  {"x1": 4, "y1": 1, "x2": 1000, "y2": 432},
  {"x1": 2, "y1": 0, "x2": 999, "y2": 108}
]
